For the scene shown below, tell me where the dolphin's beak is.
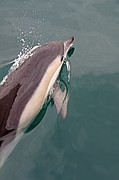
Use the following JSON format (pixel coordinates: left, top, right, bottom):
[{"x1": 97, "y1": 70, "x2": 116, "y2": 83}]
[{"x1": 63, "y1": 37, "x2": 74, "y2": 58}]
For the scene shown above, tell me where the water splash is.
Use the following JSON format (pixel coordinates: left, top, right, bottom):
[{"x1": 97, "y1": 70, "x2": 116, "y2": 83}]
[{"x1": 0, "y1": 45, "x2": 39, "y2": 86}]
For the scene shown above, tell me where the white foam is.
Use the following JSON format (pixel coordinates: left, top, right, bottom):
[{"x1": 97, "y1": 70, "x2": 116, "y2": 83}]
[{"x1": 0, "y1": 45, "x2": 39, "y2": 86}]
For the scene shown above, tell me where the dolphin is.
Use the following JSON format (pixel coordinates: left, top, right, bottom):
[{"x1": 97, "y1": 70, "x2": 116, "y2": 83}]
[{"x1": 0, "y1": 37, "x2": 74, "y2": 168}]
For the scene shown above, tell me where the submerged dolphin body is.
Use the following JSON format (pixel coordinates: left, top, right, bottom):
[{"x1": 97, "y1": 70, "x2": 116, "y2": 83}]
[{"x1": 0, "y1": 37, "x2": 74, "y2": 168}]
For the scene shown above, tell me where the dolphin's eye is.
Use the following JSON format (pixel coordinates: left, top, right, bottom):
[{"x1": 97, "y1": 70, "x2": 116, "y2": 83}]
[
  {"x1": 61, "y1": 56, "x2": 64, "y2": 61},
  {"x1": 67, "y1": 46, "x2": 75, "y2": 57}
]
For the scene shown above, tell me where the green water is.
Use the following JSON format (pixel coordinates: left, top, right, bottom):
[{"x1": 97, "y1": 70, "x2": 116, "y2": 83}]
[{"x1": 0, "y1": 0, "x2": 119, "y2": 179}]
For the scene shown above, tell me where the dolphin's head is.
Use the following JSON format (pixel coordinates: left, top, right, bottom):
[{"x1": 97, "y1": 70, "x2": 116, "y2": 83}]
[
  {"x1": 41, "y1": 36, "x2": 75, "y2": 86},
  {"x1": 41, "y1": 36, "x2": 74, "y2": 63},
  {"x1": 33, "y1": 36, "x2": 75, "y2": 91}
]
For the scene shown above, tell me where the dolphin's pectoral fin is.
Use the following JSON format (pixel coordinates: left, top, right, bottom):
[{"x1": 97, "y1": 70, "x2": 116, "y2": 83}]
[
  {"x1": 0, "y1": 83, "x2": 21, "y2": 140},
  {"x1": 52, "y1": 59, "x2": 70, "y2": 119},
  {"x1": 52, "y1": 82, "x2": 69, "y2": 119},
  {"x1": 60, "y1": 94, "x2": 69, "y2": 119},
  {"x1": 26, "y1": 81, "x2": 69, "y2": 134}
]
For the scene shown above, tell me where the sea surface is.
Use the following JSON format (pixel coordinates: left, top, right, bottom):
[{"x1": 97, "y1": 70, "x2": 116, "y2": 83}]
[{"x1": 0, "y1": 0, "x2": 119, "y2": 180}]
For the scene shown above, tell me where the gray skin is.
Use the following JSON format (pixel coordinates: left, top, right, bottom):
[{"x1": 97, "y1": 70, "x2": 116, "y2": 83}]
[{"x1": 0, "y1": 37, "x2": 74, "y2": 150}]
